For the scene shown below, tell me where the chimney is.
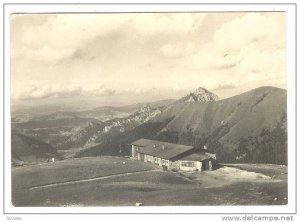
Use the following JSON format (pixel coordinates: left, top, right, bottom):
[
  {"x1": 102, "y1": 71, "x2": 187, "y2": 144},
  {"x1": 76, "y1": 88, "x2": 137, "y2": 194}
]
[{"x1": 203, "y1": 145, "x2": 207, "y2": 150}]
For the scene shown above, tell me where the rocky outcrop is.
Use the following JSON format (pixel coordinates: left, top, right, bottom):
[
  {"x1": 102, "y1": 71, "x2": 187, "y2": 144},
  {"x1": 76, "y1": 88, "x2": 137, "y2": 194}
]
[
  {"x1": 179, "y1": 87, "x2": 219, "y2": 103},
  {"x1": 57, "y1": 104, "x2": 163, "y2": 149}
]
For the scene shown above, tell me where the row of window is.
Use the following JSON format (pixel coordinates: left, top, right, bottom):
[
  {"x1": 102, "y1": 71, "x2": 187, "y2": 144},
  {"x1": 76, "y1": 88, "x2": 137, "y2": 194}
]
[
  {"x1": 181, "y1": 161, "x2": 195, "y2": 167},
  {"x1": 144, "y1": 154, "x2": 169, "y2": 166}
]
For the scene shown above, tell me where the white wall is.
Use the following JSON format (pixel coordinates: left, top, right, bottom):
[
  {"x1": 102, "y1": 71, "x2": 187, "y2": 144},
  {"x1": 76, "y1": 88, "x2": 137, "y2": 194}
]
[
  {"x1": 179, "y1": 161, "x2": 202, "y2": 171},
  {"x1": 131, "y1": 145, "x2": 136, "y2": 158}
]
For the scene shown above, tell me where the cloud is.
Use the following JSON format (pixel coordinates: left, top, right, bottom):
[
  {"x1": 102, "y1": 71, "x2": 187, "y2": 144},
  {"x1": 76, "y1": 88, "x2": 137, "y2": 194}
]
[
  {"x1": 11, "y1": 13, "x2": 206, "y2": 63},
  {"x1": 131, "y1": 13, "x2": 205, "y2": 36},
  {"x1": 198, "y1": 13, "x2": 286, "y2": 89},
  {"x1": 21, "y1": 45, "x2": 76, "y2": 63},
  {"x1": 13, "y1": 83, "x2": 190, "y2": 101},
  {"x1": 212, "y1": 62, "x2": 239, "y2": 70},
  {"x1": 88, "y1": 87, "x2": 116, "y2": 97},
  {"x1": 160, "y1": 42, "x2": 197, "y2": 58},
  {"x1": 213, "y1": 13, "x2": 285, "y2": 53},
  {"x1": 208, "y1": 52, "x2": 241, "y2": 70},
  {"x1": 11, "y1": 14, "x2": 127, "y2": 63},
  {"x1": 10, "y1": 13, "x2": 286, "y2": 103},
  {"x1": 13, "y1": 85, "x2": 82, "y2": 100},
  {"x1": 68, "y1": 49, "x2": 95, "y2": 61},
  {"x1": 12, "y1": 84, "x2": 117, "y2": 100},
  {"x1": 212, "y1": 84, "x2": 236, "y2": 91}
]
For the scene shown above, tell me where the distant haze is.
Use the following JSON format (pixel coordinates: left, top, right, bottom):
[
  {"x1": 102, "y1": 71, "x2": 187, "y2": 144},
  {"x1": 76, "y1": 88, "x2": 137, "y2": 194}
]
[{"x1": 10, "y1": 12, "x2": 286, "y2": 107}]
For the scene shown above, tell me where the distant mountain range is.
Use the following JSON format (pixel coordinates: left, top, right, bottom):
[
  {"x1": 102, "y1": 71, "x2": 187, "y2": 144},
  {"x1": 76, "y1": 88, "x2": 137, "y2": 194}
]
[
  {"x1": 76, "y1": 86, "x2": 287, "y2": 165},
  {"x1": 11, "y1": 86, "x2": 287, "y2": 165},
  {"x1": 56, "y1": 104, "x2": 165, "y2": 149},
  {"x1": 11, "y1": 99, "x2": 174, "y2": 153}
]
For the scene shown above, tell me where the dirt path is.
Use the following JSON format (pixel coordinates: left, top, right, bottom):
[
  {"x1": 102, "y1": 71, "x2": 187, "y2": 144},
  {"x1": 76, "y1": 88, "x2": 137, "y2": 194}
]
[{"x1": 28, "y1": 169, "x2": 159, "y2": 190}]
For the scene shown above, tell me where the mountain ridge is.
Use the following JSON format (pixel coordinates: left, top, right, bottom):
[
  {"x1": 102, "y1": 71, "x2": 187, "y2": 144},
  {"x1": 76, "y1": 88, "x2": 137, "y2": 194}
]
[{"x1": 77, "y1": 86, "x2": 287, "y2": 165}]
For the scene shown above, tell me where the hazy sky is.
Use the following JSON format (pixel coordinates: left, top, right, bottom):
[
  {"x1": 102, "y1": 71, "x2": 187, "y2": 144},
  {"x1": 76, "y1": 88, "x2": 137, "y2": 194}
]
[{"x1": 10, "y1": 12, "x2": 286, "y2": 106}]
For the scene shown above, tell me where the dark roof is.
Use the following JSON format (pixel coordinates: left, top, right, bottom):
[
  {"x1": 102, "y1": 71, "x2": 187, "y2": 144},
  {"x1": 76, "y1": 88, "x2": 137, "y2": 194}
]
[
  {"x1": 180, "y1": 153, "x2": 212, "y2": 161},
  {"x1": 131, "y1": 139, "x2": 194, "y2": 160},
  {"x1": 198, "y1": 148, "x2": 215, "y2": 154}
]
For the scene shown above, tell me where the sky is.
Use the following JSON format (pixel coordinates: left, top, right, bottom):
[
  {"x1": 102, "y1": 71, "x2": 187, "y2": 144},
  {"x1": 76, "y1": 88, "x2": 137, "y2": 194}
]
[{"x1": 10, "y1": 12, "x2": 286, "y2": 107}]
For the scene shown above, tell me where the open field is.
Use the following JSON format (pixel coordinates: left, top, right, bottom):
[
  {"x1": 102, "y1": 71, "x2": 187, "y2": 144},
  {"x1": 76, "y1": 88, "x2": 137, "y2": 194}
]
[
  {"x1": 220, "y1": 163, "x2": 287, "y2": 179},
  {"x1": 12, "y1": 156, "x2": 287, "y2": 206}
]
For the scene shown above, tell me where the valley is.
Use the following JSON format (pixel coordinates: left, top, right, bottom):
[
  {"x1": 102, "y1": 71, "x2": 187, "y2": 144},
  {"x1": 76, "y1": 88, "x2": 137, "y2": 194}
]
[{"x1": 11, "y1": 99, "x2": 173, "y2": 161}]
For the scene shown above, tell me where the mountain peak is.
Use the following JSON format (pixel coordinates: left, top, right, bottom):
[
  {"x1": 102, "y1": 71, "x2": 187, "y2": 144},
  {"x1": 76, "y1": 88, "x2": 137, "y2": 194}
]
[
  {"x1": 193, "y1": 87, "x2": 211, "y2": 94},
  {"x1": 180, "y1": 87, "x2": 219, "y2": 103}
]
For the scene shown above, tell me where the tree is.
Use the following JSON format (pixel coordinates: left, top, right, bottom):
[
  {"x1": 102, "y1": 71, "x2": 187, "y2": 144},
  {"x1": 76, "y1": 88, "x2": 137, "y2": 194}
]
[
  {"x1": 233, "y1": 137, "x2": 251, "y2": 162},
  {"x1": 252, "y1": 123, "x2": 287, "y2": 165},
  {"x1": 155, "y1": 130, "x2": 179, "y2": 144},
  {"x1": 179, "y1": 125, "x2": 196, "y2": 146},
  {"x1": 207, "y1": 141, "x2": 228, "y2": 162}
]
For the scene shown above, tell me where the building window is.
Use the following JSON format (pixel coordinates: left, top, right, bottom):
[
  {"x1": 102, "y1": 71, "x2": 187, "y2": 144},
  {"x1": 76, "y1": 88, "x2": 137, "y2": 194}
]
[{"x1": 181, "y1": 161, "x2": 195, "y2": 167}]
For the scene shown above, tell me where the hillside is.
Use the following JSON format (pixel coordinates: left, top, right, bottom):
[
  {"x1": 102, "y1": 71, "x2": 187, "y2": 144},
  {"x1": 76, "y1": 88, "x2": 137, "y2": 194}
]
[
  {"x1": 77, "y1": 86, "x2": 287, "y2": 165},
  {"x1": 75, "y1": 117, "x2": 174, "y2": 157},
  {"x1": 154, "y1": 87, "x2": 286, "y2": 134},
  {"x1": 154, "y1": 86, "x2": 287, "y2": 164},
  {"x1": 30, "y1": 111, "x2": 80, "y2": 121},
  {"x1": 114, "y1": 99, "x2": 175, "y2": 113},
  {"x1": 11, "y1": 133, "x2": 59, "y2": 164}
]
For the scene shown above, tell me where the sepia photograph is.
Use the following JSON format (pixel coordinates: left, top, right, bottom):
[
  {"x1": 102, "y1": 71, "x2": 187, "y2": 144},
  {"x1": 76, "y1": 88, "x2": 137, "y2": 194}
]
[{"x1": 2, "y1": 2, "x2": 297, "y2": 218}]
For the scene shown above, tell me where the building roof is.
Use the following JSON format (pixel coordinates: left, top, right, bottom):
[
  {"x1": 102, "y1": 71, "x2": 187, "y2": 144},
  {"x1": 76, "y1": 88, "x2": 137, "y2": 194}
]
[
  {"x1": 180, "y1": 153, "x2": 212, "y2": 162},
  {"x1": 198, "y1": 148, "x2": 215, "y2": 154},
  {"x1": 131, "y1": 139, "x2": 194, "y2": 160}
]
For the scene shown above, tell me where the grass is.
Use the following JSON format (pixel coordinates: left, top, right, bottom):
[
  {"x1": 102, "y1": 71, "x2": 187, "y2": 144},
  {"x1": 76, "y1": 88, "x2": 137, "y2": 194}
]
[
  {"x1": 219, "y1": 163, "x2": 287, "y2": 179},
  {"x1": 12, "y1": 156, "x2": 154, "y2": 188},
  {"x1": 12, "y1": 157, "x2": 287, "y2": 206}
]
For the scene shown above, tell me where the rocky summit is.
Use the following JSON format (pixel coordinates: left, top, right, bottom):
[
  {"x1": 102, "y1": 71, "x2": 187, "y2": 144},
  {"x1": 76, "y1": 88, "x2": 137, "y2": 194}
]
[{"x1": 179, "y1": 87, "x2": 219, "y2": 103}]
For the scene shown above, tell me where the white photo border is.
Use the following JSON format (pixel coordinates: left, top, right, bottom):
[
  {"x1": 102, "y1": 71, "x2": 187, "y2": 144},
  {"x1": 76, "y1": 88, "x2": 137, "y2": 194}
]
[{"x1": 2, "y1": 2, "x2": 297, "y2": 215}]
